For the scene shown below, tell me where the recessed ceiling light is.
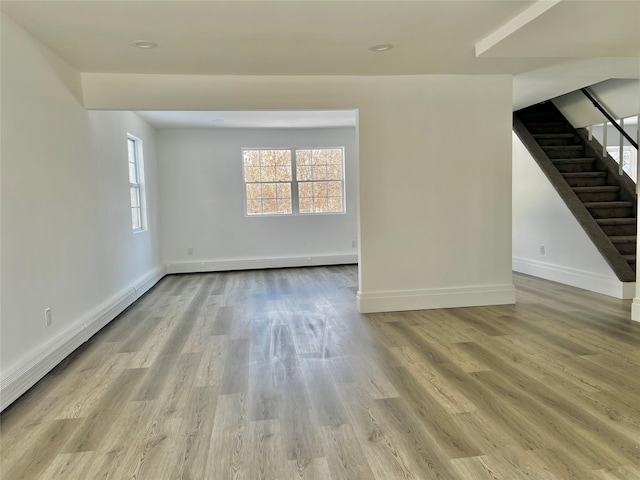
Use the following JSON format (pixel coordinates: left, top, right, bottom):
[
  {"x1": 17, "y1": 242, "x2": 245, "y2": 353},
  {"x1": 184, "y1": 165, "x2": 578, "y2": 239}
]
[
  {"x1": 129, "y1": 40, "x2": 158, "y2": 49},
  {"x1": 369, "y1": 44, "x2": 394, "y2": 52}
]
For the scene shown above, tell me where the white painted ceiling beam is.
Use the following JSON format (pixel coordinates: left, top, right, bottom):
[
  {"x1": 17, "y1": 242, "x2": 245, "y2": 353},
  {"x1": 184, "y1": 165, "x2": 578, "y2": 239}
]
[{"x1": 476, "y1": 0, "x2": 562, "y2": 58}]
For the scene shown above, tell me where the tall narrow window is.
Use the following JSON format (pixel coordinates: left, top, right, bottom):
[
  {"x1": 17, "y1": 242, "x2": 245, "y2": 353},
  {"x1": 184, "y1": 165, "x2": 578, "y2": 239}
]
[{"x1": 127, "y1": 134, "x2": 146, "y2": 231}]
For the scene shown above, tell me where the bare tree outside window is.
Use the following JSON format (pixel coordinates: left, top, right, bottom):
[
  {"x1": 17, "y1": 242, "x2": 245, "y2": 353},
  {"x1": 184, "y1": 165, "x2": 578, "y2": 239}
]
[
  {"x1": 243, "y1": 149, "x2": 292, "y2": 215},
  {"x1": 243, "y1": 147, "x2": 345, "y2": 216}
]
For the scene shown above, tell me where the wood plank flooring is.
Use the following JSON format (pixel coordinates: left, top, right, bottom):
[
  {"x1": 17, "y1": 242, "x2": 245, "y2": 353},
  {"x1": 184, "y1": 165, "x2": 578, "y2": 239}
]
[{"x1": 2, "y1": 266, "x2": 640, "y2": 479}]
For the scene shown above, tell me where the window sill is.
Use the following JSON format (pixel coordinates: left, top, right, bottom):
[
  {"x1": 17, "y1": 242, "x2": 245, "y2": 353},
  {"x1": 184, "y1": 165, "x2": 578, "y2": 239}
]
[{"x1": 244, "y1": 211, "x2": 346, "y2": 218}]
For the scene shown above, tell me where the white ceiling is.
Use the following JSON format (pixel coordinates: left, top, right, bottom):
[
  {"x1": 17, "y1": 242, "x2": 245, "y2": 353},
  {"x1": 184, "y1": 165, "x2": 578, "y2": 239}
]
[
  {"x1": 0, "y1": 0, "x2": 591, "y2": 76},
  {"x1": 478, "y1": 0, "x2": 640, "y2": 59},
  {"x1": 2, "y1": 0, "x2": 638, "y2": 127}
]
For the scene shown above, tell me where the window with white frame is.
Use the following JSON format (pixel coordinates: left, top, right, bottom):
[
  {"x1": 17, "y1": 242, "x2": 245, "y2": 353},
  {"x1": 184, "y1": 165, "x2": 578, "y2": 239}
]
[
  {"x1": 243, "y1": 147, "x2": 345, "y2": 216},
  {"x1": 127, "y1": 134, "x2": 147, "y2": 231}
]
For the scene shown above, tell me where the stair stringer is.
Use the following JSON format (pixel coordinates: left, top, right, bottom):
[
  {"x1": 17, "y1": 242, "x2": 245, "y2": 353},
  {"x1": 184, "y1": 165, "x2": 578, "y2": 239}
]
[{"x1": 513, "y1": 116, "x2": 636, "y2": 282}]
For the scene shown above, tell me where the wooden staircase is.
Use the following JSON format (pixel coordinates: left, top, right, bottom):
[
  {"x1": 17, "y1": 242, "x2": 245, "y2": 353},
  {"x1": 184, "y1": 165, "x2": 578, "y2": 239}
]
[{"x1": 514, "y1": 102, "x2": 637, "y2": 282}]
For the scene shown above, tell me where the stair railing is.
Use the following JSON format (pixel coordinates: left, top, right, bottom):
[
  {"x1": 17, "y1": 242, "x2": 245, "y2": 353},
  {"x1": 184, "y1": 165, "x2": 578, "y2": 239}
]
[{"x1": 581, "y1": 88, "x2": 639, "y2": 186}]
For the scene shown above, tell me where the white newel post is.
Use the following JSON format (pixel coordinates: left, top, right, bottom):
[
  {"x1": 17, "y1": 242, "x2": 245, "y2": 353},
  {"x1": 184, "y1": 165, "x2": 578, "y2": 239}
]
[
  {"x1": 633, "y1": 207, "x2": 640, "y2": 322},
  {"x1": 632, "y1": 278, "x2": 640, "y2": 322}
]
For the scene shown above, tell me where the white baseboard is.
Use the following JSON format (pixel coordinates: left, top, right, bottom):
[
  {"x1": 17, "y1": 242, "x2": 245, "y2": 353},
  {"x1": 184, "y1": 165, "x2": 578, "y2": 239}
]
[
  {"x1": 134, "y1": 266, "x2": 167, "y2": 298},
  {"x1": 166, "y1": 254, "x2": 358, "y2": 274},
  {"x1": 0, "y1": 265, "x2": 166, "y2": 412},
  {"x1": 513, "y1": 256, "x2": 634, "y2": 299},
  {"x1": 356, "y1": 283, "x2": 516, "y2": 314}
]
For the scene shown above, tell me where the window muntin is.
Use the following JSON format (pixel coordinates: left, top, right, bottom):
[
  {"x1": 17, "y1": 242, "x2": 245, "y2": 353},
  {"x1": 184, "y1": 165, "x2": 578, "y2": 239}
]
[
  {"x1": 127, "y1": 135, "x2": 146, "y2": 231},
  {"x1": 243, "y1": 149, "x2": 293, "y2": 215},
  {"x1": 243, "y1": 147, "x2": 345, "y2": 216},
  {"x1": 296, "y1": 148, "x2": 344, "y2": 214}
]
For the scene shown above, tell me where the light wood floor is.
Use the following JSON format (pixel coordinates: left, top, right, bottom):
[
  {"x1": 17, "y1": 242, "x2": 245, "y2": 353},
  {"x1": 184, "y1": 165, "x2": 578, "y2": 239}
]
[{"x1": 2, "y1": 266, "x2": 639, "y2": 479}]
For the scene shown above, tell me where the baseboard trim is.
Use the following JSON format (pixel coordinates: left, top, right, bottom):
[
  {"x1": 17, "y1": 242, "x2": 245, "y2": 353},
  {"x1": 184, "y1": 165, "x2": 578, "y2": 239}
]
[
  {"x1": 356, "y1": 283, "x2": 516, "y2": 314},
  {"x1": 166, "y1": 254, "x2": 358, "y2": 274},
  {"x1": 0, "y1": 265, "x2": 166, "y2": 412},
  {"x1": 513, "y1": 256, "x2": 634, "y2": 299},
  {"x1": 134, "y1": 266, "x2": 167, "y2": 298}
]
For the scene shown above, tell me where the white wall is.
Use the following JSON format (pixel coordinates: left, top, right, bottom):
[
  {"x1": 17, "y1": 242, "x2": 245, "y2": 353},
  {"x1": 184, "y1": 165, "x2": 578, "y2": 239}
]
[
  {"x1": 553, "y1": 78, "x2": 640, "y2": 128},
  {"x1": 82, "y1": 73, "x2": 516, "y2": 313},
  {"x1": 512, "y1": 133, "x2": 633, "y2": 298},
  {"x1": 513, "y1": 57, "x2": 639, "y2": 111},
  {"x1": 0, "y1": 15, "x2": 164, "y2": 408},
  {"x1": 158, "y1": 127, "x2": 358, "y2": 271},
  {"x1": 590, "y1": 79, "x2": 640, "y2": 119},
  {"x1": 591, "y1": 122, "x2": 638, "y2": 147}
]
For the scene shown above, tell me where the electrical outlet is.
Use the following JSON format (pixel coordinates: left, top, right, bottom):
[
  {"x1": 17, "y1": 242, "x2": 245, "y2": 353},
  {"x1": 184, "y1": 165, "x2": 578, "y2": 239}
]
[
  {"x1": 187, "y1": 247, "x2": 194, "y2": 256},
  {"x1": 539, "y1": 245, "x2": 546, "y2": 255},
  {"x1": 44, "y1": 308, "x2": 52, "y2": 327}
]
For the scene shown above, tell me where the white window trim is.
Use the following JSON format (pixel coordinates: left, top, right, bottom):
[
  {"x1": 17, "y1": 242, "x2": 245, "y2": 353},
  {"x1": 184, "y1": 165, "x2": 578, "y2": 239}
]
[
  {"x1": 242, "y1": 147, "x2": 346, "y2": 217},
  {"x1": 242, "y1": 148, "x2": 294, "y2": 216},
  {"x1": 127, "y1": 134, "x2": 148, "y2": 232}
]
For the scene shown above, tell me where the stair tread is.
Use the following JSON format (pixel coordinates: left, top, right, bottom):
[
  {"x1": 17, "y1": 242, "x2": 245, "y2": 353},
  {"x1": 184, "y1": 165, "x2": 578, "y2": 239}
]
[
  {"x1": 572, "y1": 186, "x2": 620, "y2": 192},
  {"x1": 532, "y1": 133, "x2": 575, "y2": 138},
  {"x1": 597, "y1": 218, "x2": 637, "y2": 225},
  {"x1": 542, "y1": 145, "x2": 584, "y2": 149},
  {"x1": 584, "y1": 201, "x2": 634, "y2": 208},
  {"x1": 552, "y1": 158, "x2": 595, "y2": 162},
  {"x1": 623, "y1": 254, "x2": 636, "y2": 261},
  {"x1": 562, "y1": 172, "x2": 607, "y2": 177},
  {"x1": 609, "y1": 235, "x2": 637, "y2": 243}
]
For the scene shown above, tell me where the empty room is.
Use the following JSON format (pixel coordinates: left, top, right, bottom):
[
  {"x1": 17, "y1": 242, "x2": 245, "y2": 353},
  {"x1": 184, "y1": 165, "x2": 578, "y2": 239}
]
[{"x1": 1, "y1": 1, "x2": 639, "y2": 479}]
